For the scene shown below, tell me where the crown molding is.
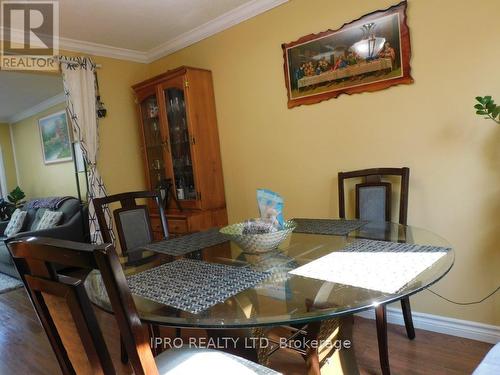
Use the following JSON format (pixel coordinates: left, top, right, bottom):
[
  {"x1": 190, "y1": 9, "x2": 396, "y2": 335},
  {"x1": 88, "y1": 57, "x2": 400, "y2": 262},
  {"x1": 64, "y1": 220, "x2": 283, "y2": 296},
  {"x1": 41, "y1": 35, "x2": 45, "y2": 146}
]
[
  {"x1": 1, "y1": 0, "x2": 288, "y2": 64},
  {"x1": 59, "y1": 36, "x2": 149, "y2": 63},
  {"x1": 1, "y1": 27, "x2": 149, "y2": 63},
  {"x1": 146, "y1": 0, "x2": 289, "y2": 62},
  {"x1": 8, "y1": 92, "x2": 66, "y2": 124}
]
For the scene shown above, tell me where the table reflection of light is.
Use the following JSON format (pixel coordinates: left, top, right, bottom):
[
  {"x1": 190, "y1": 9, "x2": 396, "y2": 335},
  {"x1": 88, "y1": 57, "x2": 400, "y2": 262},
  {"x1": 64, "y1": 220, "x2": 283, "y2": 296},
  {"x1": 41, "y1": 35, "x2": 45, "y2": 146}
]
[{"x1": 289, "y1": 251, "x2": 447, "y2": 294}]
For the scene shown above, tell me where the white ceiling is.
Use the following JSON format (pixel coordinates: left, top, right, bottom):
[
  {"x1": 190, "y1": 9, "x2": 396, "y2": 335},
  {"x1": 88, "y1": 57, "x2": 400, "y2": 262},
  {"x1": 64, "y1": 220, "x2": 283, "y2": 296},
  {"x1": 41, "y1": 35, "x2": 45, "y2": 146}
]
[
  {"x1": 0, "y1": 72, "x2": 64, "y2": 123},
  {"x1": 5, "y1": 0, "x2": 288, "y2": 62},
  {"x1": 60, "y1": 0, "x2": 252, "y2": 51}
]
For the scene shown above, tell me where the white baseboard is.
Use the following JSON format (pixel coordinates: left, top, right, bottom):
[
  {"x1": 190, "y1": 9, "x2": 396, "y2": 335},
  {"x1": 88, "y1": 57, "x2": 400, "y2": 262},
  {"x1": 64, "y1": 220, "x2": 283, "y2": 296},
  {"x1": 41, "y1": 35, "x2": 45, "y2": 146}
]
[{"x1": 356, "y1": 307, "x2": 500, "y2": 344}]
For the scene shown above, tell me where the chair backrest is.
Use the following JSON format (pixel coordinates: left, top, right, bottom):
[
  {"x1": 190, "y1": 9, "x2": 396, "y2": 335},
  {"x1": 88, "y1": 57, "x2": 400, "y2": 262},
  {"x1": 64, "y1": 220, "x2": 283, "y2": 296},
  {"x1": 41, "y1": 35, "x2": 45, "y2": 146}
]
[
  {"x1": 338, "y1": 167, "x2": 410, "y2": 225},
  {"x1": 93, "y1": 191, "x2": 168, "y2": 255},
  {"x1": 7, "y1": 236, "x2": 159, "y2": 375}
]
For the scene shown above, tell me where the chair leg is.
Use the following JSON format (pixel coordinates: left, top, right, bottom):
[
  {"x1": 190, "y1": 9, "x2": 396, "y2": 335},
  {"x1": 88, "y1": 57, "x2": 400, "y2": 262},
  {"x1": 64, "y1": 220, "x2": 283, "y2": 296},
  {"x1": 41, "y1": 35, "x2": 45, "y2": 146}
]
[
  {"x1": 375, "y1": 305, "x2": 391, "y2": 375},
  {"x1": 148, "y1": 324, "x2": 161, "y2": 356},
  {"x1": 304, "y1": 321, "x2": 321, "y2": 375},
  {"x1": 401, "y1": 297, "x2": 416, "y2": 340},
  {"x1": 120, "y1": 334, "x2": 128, "y2": 364}
]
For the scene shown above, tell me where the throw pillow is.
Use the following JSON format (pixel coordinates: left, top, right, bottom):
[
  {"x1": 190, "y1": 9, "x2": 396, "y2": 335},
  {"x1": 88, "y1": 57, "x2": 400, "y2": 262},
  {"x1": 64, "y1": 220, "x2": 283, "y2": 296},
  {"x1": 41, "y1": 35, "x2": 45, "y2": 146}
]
[
  {"x1": 35, "y1": 210, "x2": 63, "y2": 230},
  {"x1": 30, "y1": 208, "x2": 47, "y2": 231},
  {"x1": 4, "y1": 209, "x2": 27, "y2": 237}
]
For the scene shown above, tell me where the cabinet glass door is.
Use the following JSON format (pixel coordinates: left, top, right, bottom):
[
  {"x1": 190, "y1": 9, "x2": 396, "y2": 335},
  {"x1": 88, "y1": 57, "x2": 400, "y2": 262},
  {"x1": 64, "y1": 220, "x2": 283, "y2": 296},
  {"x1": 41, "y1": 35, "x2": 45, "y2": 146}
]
[
  {"x1": 164, "y1": 86, "x2": 197, "y2": 201},
  {"x1": 140, "y1": 94, "x2": 166, "y2": 189}
]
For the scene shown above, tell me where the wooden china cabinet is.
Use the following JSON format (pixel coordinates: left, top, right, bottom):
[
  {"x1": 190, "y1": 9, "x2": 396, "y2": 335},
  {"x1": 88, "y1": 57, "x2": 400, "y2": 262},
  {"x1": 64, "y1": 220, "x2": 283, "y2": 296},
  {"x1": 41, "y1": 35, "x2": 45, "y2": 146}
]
[{"x1": 132, "y1": 66, "x2": 227, "y2": 237}]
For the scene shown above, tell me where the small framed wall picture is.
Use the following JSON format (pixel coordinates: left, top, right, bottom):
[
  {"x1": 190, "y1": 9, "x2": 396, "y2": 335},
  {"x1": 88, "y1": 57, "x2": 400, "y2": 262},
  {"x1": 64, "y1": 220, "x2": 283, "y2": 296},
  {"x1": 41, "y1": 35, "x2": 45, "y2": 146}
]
[{"x1": 38, "y1": 110, "x2": 73, "y2": 164}]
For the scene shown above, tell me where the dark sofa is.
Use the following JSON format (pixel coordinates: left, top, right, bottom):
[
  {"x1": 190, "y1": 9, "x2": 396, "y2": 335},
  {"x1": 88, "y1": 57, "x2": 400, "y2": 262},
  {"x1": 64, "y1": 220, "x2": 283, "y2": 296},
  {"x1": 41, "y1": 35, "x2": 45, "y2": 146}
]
[{"x1": 0, "y1": 198, "x2": 88, "y2": 278}]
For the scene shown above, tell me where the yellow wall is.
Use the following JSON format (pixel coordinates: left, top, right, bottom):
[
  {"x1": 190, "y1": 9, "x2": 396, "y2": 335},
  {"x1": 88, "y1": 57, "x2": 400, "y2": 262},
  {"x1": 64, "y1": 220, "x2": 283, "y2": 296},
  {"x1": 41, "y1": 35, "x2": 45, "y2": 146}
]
[
  {"x1": 47, "y1": 51, "x2": 149, "y2": 195},
  {"x1": 145, "y1": 0, "x2": 500, "y2": 325},
  {"x1": 7, "y1": 52, "x2": 148, "y2": 200},
  {"x1": 86, "y1": 55, "x2": 149, "y2": 194},
  {"x1": 0, "y1": 122, "x2": 17, "y2": 192},
  {"x1": 11, "y1": 103, "x2": 78, "y2": 198}
]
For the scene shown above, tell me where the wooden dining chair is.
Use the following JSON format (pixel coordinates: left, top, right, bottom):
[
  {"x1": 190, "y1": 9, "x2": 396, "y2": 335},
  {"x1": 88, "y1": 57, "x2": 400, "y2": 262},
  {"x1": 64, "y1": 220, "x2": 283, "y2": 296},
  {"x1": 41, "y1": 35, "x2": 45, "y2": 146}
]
[
  {"x1": 338, "y1": 167, "x2": 412, "y2": 375},
  {"x1": 93, "y1": 190, "x2": 169, "y2": 256},
  {"x1": 338, "y1": 167, "x2": 409, "y2": 227},
  {"x1": 7, "y1": 236, "x2": 280, "y2": 375},
  {"x1": 93, "y1": 191, "x2": 170, "y2": 361}
]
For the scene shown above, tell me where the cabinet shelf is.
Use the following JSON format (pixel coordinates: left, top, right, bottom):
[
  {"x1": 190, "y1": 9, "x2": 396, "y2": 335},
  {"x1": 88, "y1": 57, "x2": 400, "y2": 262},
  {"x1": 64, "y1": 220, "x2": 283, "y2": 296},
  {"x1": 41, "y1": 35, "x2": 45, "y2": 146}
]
[{"x1": 133, "y1": 66, "x2": 228, "y2": 236}]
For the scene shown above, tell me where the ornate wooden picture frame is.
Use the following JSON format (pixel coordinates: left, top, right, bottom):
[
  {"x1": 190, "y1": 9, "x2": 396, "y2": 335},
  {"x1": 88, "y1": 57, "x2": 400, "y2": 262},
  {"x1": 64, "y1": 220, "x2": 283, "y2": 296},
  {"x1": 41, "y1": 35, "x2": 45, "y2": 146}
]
[{"x1": 282, "y1": 1, "x2": 413, "y2": 108}]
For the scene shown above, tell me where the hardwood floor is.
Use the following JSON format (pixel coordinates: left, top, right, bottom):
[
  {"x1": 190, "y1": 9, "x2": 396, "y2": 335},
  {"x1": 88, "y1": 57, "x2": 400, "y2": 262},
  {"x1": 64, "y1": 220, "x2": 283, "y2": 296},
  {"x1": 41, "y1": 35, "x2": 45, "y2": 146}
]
[{"x1": 0, "y1": 288, "x2": 492, "y2": 375}]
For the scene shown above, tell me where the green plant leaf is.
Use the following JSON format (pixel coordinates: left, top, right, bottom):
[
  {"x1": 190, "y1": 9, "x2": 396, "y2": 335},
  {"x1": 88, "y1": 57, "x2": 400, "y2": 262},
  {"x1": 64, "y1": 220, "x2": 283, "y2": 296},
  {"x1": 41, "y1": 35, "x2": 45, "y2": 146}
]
[
  {"x1": 492, "y1": 107, "x2": 500, "y2": 119},
  {"x1": 474, "y1": 96, "x2": 499, "y2": 124},
  {"x1": 7, "y1": 186, "x2": 25, "y2": 205},
  {"x1": 486, "y1": 103, "x2": 496, "y2": 113}
]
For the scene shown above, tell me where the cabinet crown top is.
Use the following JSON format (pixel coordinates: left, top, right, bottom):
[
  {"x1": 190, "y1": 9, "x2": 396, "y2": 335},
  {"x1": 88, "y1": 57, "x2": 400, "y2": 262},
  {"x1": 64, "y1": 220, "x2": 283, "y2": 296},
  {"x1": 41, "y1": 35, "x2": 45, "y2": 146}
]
[{"x1": 132, "y1": 66, "x2": 212, "y2": 92}]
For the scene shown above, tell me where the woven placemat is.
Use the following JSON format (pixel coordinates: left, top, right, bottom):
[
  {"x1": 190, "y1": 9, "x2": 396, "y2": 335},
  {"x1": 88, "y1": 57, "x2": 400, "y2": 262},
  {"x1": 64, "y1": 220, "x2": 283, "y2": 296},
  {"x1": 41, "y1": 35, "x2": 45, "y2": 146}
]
[
  {"x1": 340, "y1": 239, "x2": 451, "y2": 253},
  {"x1": 292, "y1": 218, "x2": 368, "y2": 236},
  {"x1": 141, "y1": 228, "x2": 228, "y2": 256},
  {"x1": 127, "y1": 259, "x2": 270, "y2": 314}
]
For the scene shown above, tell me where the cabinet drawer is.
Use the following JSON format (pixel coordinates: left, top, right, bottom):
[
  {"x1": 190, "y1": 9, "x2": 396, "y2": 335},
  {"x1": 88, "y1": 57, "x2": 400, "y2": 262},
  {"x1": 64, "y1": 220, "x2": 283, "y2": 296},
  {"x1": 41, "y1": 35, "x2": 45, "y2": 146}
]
[
  {"x1": 150, "y1": 217, "x2": 163, "y2": 233},
  {"x1": 168, "y1": 219, "x2": 188, "y2": 234},
  {"x1": 152, "y1": 231, "x2": 164, "y2": 241}
]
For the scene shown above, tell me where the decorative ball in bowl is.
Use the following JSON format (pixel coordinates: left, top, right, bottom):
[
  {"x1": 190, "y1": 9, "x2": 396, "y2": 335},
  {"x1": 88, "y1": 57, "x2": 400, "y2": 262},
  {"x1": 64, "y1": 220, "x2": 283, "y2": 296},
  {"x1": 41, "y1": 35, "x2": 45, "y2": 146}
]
[{"x1": 219, "y1": 220, "x2": 296, "y2": 254}]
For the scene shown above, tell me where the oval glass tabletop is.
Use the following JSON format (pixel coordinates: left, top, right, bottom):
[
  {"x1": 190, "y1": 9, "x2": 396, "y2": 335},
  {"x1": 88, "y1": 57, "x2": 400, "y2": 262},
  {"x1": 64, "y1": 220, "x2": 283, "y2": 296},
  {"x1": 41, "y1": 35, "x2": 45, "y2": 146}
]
[{"x1": 85, "y1": 221, "x2": 454, "y2": 328}]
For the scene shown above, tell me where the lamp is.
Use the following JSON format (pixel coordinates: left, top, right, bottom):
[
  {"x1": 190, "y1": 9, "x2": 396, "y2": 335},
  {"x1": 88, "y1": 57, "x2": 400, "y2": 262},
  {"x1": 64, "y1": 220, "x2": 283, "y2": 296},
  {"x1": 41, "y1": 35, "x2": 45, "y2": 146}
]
[
  {"x1": 72, "y1": 142, "x2": 88, "y2": 203},
  {"x1": 72, "y1": 141, "x2": 90, "y2": 242},
  {"x1": 351, "y1": 22, "x2": 386, "y2": 60},
  {"x1": 74, "y1": 141, "x2": 85, "y2": 172},
  {"x1": 157, "y1": 178, "x2": 182, "y2": 211}
]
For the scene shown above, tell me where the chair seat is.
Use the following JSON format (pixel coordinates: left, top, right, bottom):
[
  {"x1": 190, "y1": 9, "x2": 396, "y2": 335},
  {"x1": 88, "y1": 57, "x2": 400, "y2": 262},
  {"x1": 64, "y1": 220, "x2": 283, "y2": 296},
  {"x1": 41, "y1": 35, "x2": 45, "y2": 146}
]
[
  {"x1": 155, "y1": 347, "x2": 280, "y2": 375},
  {"x1": 473, "y1": 343, "x2": 500, "y2": 375}
]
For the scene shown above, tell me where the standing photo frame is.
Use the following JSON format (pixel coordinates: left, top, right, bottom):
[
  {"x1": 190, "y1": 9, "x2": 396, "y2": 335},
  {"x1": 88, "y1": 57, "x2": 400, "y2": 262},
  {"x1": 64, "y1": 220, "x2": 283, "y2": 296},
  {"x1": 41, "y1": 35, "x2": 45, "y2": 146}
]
[{"x1": 282, "y1": 1, "x2": 413, "y2": 108}]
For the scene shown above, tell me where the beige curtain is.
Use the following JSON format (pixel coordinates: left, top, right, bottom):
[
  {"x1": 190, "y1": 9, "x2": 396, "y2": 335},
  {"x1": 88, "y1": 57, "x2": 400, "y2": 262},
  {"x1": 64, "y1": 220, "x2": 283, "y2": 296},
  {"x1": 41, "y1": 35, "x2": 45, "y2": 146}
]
[{"x1": 59, "y1": 56, "x2": 114, "y2": 245}]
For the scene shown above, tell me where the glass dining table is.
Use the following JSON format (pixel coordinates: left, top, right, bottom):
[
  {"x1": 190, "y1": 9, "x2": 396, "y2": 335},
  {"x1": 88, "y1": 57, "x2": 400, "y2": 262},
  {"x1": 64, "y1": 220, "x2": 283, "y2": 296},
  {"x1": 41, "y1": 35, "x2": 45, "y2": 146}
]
[{"x1": 86, "y1": 220, "x2": 454, "y2": 375}]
